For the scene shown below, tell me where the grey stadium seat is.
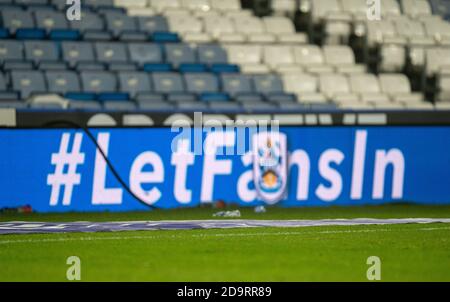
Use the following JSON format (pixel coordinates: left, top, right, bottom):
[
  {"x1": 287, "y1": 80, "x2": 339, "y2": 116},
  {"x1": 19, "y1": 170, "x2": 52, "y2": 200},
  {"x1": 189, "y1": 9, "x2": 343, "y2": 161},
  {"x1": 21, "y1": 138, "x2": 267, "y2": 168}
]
[
  {"x1": 253, "y1": 74, "x2": 284, "y2": 94},
  {"x1": 11, "y1": 70, "x2": 47, "y2": 98},
  {"x1": 95, "y1": 42, "x2": 129, "y2": 63},
  {"x1": 128, "y1": 43, "x2": 163, "y2": 65},
  {"x1": 61, "y1": 42, "x2": 96, "y2": 67},
  {"x1": 34, "y1": 10, "x2": 68, "y2": 31},
  {"x1": 1, "y1": 9, "x2": 35, "y2": 33},
  {"x1": 197, "y1": 44, "x2": 228, "y2": 64},
  {"x1": 220, "y1": 74, "x2": 253, "y2": 96},
  {"x1": 184, "y1": 73, "x2": 219, "y2": 93},
  {"x1": 69, "y1": 11, "x2": 104, "y2": 32},
  {"x1": 0, "y1": 40, "x2": 24, "y2": 62},
  {"x1": 118, "y1": 72, "x2": 152, "y2": 97},
  {"x1": 151, "y1": 72, "x2": 185, "y2": 93},
  {"x1": 165, "y1": 44, "x2": 196, "y2": 66},
  {"x1": 137, "y1": 16, "x2": 169, "y2": 33},
  {"x1": 24, "y1": 41, "x2": 59, "y2": 63},
  {"x1": 104, "y1": 12, "x2": 138, "y2": 37},
  {"x1": 80, "y1": 71, "x2": 117, "y2": 92},
  {"x1": 45, "y1": 71, "x2": 81, "y2": 94}
]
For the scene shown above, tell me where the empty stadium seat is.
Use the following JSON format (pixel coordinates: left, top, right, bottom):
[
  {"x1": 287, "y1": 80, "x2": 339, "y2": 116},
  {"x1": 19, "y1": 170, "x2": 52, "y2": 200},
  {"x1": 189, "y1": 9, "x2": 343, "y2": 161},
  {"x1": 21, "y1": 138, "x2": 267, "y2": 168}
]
[
  {"x1": 11, "y1": 70, "x2": 46, "y2": 98},
  {"x1": 46, "y1": 71, "x2": 81, "y2": 94},
  {"x1": 80, "y1": 71, "x2": 117, "y2": 92}
]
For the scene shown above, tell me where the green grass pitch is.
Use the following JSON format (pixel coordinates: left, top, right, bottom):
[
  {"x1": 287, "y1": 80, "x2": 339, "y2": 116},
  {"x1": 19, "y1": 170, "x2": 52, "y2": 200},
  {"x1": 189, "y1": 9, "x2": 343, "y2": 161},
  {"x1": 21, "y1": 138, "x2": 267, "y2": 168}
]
[{"x1": 0, "y1": 204, "x2": 449, "y2": 281}]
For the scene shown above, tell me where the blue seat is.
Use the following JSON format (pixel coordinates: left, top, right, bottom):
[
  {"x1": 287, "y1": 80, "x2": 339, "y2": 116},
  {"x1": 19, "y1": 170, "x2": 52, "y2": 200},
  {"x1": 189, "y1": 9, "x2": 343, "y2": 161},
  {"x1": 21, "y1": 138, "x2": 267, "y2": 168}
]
[
  {"x1": 0, "y1": 40, "x2": 24, "y2": 62},
  {"x1": 184, "y1": 73, "x2": 219, "y2": 94},
  {"x1": 152, "y1": 32, "x2": 180, "y2": 43},
  {"x1": 62, "y1": 41, "x2": 95, "y2": 66},
  {"x1": 179, "y1": 63, "x2": 207, "y2": 73},
  {"x1": 1, "y1": 8, "x2": 35, "y2": 33},
  {"x1": 143, "y1": 63, "x2": 172, "y2": 72},
  {"x1": 80, "y1": 71, "x2": 117, "y2": 92},
  {"x1": 65, "y1": 92, "x2": 97, "y2": 101},
  {"x1": 164, "y1": 44, "x2": 196, "y2": 67},
  {"x1": 128, "y1": 43, "x2": 162, "y2": 65},
  {"x1": 95, "y1": 42, "x2": 129, "y2": 63},
  {"x1": 252, "y1": 74, "x2": 284, "y2": 95},
  {"x1": 45, "y1": 71, "x2": 81, "y2": 94},
  {"x1": 197, "y1": 44, "x2": 228, "y2": 64},
  {"x1": 137, "y1": 16, "x2": 169, "y2": 33},
  {"x1": 118, "y1": 72, "x2": 152, "y2": 97},
  {"x1": 199, "y1": 93, "x2": 230, "y2": 102},
  {"x1": 98, "y1": 92, "x2": 129, "y2": 101},
  {"x1": 210, "y1": 63, "x2": 240, "y2": 73},
  {"x1": 24, "y1": 41, "x2": 59, "y2": 63},
  {"x1": 220, "y1": 74, "x2": 253, "y2": 96},
  {"x1": 151, "y1": 72, "x2": 184, "y2": 93},
  {"x1": 49, "y1": 29, "x2": 80, "y2": 40},
  {"x1": 0, "y1": 28, "x2": 10, "y2": 39},
  {"x1": 104, "y1": 11, "x2": 137, "y2": 37},
  {"x1": 69, "y1": 11, "x2": 104, "y2": 33},
  {"x1": 15, "y1": 28, "x2": 46, "y2": 40},
  {"x1": 11, "y1": 70, "x2": 47, "y2": 98},
  {"x1": 34, "y1": 10, "x2": 68, "y2": 32}
]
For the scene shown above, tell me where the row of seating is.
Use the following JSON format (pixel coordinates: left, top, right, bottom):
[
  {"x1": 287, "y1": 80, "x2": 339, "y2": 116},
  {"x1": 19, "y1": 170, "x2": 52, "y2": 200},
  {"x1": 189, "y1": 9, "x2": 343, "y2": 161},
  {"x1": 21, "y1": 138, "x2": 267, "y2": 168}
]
[
  {"x1": 0, "y1": 3, "x2": 308, "y2": 44},
  {"x1": 225, "y1": 44, "x2": 366, "y2": 74},
  {"x1": 282, "y1": 72, "x2": 426, "y2": 108},
  {"x1": 0, "y1": 40, "x2": 372, "y2": 75},
  {"x1": 0, "y1": 70, "x2": 297, "y2": 99},
  {"x1": 0, "y1": 40, "x2": 235, "y2": 68}
]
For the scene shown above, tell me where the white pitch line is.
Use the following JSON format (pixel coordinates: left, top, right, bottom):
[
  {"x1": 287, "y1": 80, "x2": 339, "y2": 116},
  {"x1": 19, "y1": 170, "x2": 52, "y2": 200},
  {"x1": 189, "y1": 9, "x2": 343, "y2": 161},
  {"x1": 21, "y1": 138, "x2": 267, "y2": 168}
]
[{"x1": 0, "y1": 226, "x2": 449, "y2": 245}]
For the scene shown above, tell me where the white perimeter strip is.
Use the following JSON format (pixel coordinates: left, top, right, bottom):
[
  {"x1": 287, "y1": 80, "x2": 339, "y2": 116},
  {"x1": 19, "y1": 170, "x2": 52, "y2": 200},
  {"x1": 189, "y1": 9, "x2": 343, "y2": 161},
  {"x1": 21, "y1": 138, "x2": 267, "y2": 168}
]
[{"x1": 0, "y1": 218, "x2": 449, "y2": 235}]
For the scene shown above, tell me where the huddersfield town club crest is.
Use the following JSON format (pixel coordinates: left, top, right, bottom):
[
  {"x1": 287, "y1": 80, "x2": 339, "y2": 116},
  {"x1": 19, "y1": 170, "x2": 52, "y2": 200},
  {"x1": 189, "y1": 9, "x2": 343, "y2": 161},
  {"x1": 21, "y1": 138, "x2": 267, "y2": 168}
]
[{"x1": 252, "y1": 131, "x2": 288, "y2": 205}]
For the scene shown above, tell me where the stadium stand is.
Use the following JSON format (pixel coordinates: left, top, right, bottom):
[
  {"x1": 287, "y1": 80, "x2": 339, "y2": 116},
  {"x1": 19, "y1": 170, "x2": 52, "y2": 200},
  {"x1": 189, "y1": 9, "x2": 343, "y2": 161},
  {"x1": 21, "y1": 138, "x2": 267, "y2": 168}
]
[{"x1": 0, "y1": 0, "x2": 448, "y2": 112}]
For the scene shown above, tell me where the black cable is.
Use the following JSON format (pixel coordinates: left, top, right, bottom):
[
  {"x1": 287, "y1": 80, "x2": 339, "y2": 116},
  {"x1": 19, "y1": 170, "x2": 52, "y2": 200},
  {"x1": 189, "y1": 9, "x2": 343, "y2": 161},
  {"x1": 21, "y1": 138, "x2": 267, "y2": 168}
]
[{"x1": 42, "y1": 120, "x2": 158, "y2": 210}]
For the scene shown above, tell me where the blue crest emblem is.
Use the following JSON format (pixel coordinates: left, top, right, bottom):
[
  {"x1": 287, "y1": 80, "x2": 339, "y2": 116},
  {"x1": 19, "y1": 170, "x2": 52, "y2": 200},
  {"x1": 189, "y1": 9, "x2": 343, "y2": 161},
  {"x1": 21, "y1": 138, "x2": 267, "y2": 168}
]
[{"x1": 252, "y1": 132, "x2": 288, "y2": 204}]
